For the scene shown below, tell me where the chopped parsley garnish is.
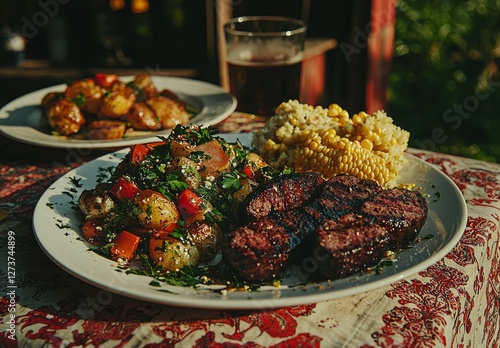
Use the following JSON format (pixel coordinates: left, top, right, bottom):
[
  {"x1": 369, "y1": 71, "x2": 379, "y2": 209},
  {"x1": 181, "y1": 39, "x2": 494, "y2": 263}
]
[
  {"x1": 169, "y1": 124, "x2": 218, "y2": 145},
  {"x1": 374, "y1": 260, "x2": 394, "y2": 274},
  {"x1": 91, "y1": 243, "x2": 116, "y2": 257},
  {"x1": 97, "y1": 166, "x2": 115, "y2": 183},
  {"x1": 220, "y1": 171, "x2": 241, "y2": 190},
  {"x1": 432, "y1": 190, "x2": 441, "y2": 202},
  {"x1": 69, "y1": 176, "x2": 83, "y2": 187},
  {"x1": 72, "y1": 94, "x2": 87, "y2": 106},
  {"x1": 62, "y1": 191, "x2": 74, "y2": 199},
  {"x1": 126, "y1": 255, "x2": 201, "y2": 287}
]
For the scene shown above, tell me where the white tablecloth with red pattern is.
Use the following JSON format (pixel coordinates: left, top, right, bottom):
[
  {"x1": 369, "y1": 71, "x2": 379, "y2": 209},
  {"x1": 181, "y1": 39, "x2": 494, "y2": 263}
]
[{"x1": 0, "y1": 114, "x2": 499, "y2": 347}]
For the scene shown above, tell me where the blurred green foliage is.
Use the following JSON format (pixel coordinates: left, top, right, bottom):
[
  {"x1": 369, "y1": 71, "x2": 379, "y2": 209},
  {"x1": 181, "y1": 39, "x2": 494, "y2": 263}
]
[{"x1": 389, "y1": 0, "x2": 500, "y2": 162}]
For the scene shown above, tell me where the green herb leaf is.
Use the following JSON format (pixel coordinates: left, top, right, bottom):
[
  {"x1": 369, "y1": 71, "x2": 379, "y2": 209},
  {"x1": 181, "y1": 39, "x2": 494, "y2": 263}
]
[
  {"x1": 221, "y1": 172, "x2": 241, "y2": 190},
  {"x1": 72, "y1": 94, "x2": 87, "y2": 106}
]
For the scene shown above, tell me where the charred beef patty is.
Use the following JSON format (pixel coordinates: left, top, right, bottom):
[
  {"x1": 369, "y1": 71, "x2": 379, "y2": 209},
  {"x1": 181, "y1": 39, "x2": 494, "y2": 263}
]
[
  {"x1": 360, "y1": 187, "x2": 428, "y2": 251},
  {"x1": 225, "y1": 174, "x2": 428, "y2": 282},
  {"x1": 239, "y1": 172, "x2": 325, "y2": 224},
  {"x1": 225, "y1": 207, "x2": 323, "y2": 281},
  {"x1": 318, "y1": 174, "x2": 383, "y2": 217},
  {"x1": 315, "y1": 213, "x2": 390, "y2": 279},
  {"x1": 225, "y1": 174, "x2": 382, "y2": 281}
]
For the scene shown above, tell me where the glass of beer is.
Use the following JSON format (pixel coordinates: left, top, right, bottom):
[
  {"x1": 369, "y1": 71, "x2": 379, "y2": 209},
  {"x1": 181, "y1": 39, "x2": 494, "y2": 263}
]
[{"x1": 224, "y1": 16, "x2": 307, "y2": 117}]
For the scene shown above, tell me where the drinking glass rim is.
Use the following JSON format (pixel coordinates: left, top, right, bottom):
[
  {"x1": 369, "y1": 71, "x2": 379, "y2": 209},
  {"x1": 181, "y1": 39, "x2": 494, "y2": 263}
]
[{"x1": 224, "y1": 16, "x2": 307, "y2": 37}]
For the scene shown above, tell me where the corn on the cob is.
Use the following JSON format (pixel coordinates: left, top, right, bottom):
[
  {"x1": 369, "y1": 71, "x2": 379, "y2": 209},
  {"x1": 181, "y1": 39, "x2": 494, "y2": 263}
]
[
  {"x1": 294, "y1": 129, "x2": 392, "y2": 186},
  {"x1": 252, "y1": 100, "x2": 410, "y2": 187}
]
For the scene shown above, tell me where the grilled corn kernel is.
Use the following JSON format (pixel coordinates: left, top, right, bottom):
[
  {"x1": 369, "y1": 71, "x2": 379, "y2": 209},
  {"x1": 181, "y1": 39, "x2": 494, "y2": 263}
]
[
  {"x1": 328, "y1": 103, "x2": 343, "y2": 117},
  {"x1": 352, "y1": 114, "x2": 363, "y2": 125},
  {"x1": 265, "y1": 139, "x2": 279, "y2": 152},
  {"x1": 361, "y1": 138, "x2": 373, "y2": 151},
  {"x1": 295, "y1": 130, "x2": 391, "y2": 186}
]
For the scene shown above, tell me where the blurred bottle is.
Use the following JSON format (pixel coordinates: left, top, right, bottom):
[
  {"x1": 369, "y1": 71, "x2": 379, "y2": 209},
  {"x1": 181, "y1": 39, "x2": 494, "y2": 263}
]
[
  {"x1": 47, "y1": 15, "x2": 68, "y2": 65},
  {"x1": 1, "y1": 26, "x2": 25, "y2": 67}
]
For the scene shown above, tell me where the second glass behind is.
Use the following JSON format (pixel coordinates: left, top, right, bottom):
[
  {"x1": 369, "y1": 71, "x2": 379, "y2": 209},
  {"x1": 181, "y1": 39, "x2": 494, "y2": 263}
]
[{"x1": 224, "y1": 16, "x2": 307, "y2": 117}]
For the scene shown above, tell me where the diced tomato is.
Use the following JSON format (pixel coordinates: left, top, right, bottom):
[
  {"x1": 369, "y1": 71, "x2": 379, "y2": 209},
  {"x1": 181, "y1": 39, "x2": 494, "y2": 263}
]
[
  {"x1": 81, "y1": 217, "x2": 106, "y2": 245},
  {"x1": 241, "y1": 165, "x2": 254, "y2": 179},
  {"x1": 162, "y1": 222, "x2": 179, "y2": 233},
  {"x1": 177, "y1": 189, "x2": 204, "y2": 216},
  {"x1": 130, "y1": 144, "x2": 150, "y2": 165},
  {"x1": 153, "y1": 223, "x2": 179, "y2": 238},
  {"x1": 94, "y1": 73, "x2": 118, "y2": 88},
  {"x1": 110, "y1": 177, "x2": 141, "y2": 200},
  {"x1": 110, "y1": 230, "x2": 140, "y2": 261},
  {"x1": 145, "y1": 141, "x2": 170, "y2": 151}
]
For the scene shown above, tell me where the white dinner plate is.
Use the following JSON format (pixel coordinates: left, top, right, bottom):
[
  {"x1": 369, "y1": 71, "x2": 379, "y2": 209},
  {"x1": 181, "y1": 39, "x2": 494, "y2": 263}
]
[
  {"x1": 32, "y1": 133, "x2": 467, "y2": 310},
  {"x1": 0, "y1": 76, "x2": 237, "y2": 149}
]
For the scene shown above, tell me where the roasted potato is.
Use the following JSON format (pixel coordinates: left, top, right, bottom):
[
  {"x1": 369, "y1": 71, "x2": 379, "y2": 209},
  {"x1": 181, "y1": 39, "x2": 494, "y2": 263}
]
[
  {"x1": 170, "y1": 139, "x2": 196, "y2": 157},
  {"x1": 124, "y1": 102, "x2": 162, "y2": 131},
  {"x1": 64, "y1": 79, "x2": 103, "y2": 114},
  {"x1": 86, "y1": 120, "x2": 126, "y2": 140},
  {"x1": 146, "y1": 95, "x2": 189, "y2": 129},
  {"x1": 46, "y1": 98, "x2": 85, "y2": 135},
  {"x1": 233, "y1": 177, "x2": 258, "y2": 203},
  {"x1": 41, "y1": 92, "x2": 63, "y2": 109},
  {"x1": 166, "y1": 156, "x2": 201, "y2": 190},
  {"x1": 149, "y1": 234, "x2": 200, "y2": 272},
  {"x1": 78, "y1": 188, "x2": 116, "y2": 218},
  {"x1": 99, "y1": 83, "x2": 136, "y2": 118},
  {"x1": 247, "y1": 152, "x2": 268, "y2": 170},
  {"x1": 130, "y1": 74, "x2": 158, "y2": 100},
  {"x1": 134, "y1": 190, "x2": 180, "y2": 230},
  {"x1": 187, "y1": 221, "x2": 223, "y2": 262},
  {"x1": 41, "y1": 74, "x2": 192, "y2": 137}
]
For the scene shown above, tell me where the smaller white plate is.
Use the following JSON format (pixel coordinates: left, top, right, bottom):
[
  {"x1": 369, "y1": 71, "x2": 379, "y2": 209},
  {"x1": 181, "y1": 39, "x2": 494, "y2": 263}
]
[{"x1": 0, "y1": 76, "x2": 236, "y2": 149}]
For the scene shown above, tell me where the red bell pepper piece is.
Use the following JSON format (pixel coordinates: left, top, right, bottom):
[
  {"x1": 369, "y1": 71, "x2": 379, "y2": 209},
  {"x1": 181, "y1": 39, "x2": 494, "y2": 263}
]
[
  {"x1": 241, "y1": 165, "x2": 255, "y2": 179},
  {"x1": 130, "y1": 144, "x2": 150, "y2": 165},
  {"x1": 153, "y1": 222, "x2": 179, "y2": 239},
  {"x1": 110, "y1": 177, "x2": 141, "y2": 200},
  {"x1": 146, "y1": 141, "x2": 170, "y2": 151},
  {"x1": 110, "y1": 230, "x2": 140, "y2": 261},
  {"x1": 94, "y1": 73, "x2": 118, "y2": 88},
  {"x1": 81, "y1": 217, "x2": 106, "y2": 245},
  {"x1": 176, "y1": 189, "x2": 204, "y2": 216}
]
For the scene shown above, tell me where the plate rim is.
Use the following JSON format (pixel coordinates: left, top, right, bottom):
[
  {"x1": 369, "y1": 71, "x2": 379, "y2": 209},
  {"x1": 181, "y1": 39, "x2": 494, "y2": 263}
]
[
  {"x1": 32, "y1": 137, "x2": 468, "y2": 310},
  {"x1": 0, "y1": 76, "x2": 237, "y2": 149}
]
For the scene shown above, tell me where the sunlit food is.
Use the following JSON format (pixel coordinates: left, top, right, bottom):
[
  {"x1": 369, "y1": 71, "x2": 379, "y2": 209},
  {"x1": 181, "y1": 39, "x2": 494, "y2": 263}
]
[
  {"x1": 77, "y1": 125, "x2": 281, "y2": 274},
  {"x1": 40, "y1": 74, "x2": 191, "y2": 139},
  {"x1": 252, "y1": 100, "x2": 410, "y2": 187},
  {"x1": 75, "y1": 102, "x2": 428, "y2": 289}
]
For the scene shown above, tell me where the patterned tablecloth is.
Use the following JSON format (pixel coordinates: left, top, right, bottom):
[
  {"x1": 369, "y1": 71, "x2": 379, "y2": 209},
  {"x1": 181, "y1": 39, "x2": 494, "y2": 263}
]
[{"x1": 0, "y1": 113, "x2": 499, "y2": 347}]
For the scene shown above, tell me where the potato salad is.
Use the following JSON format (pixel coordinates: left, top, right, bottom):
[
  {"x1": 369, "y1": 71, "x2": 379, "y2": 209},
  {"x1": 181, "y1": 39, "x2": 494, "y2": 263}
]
[{"x1": 77, "y1": 125, "x2": 282, "y2": 285}]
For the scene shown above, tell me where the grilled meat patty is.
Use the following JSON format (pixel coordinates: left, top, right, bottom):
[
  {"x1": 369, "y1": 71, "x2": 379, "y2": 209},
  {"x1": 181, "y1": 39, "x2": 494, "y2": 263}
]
[
  {"x1": 361, "y1": 187, "x2": 428, "y2": 251},
  {"x1": 239, "y1": 172, "x2": 325, "y2": 224},
  {"x1": 315, "y1": 213, "x2": 390, "y2": 279},
  {"x1": 225, "y1": 173, "x2": 428, "y2": 282}
]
